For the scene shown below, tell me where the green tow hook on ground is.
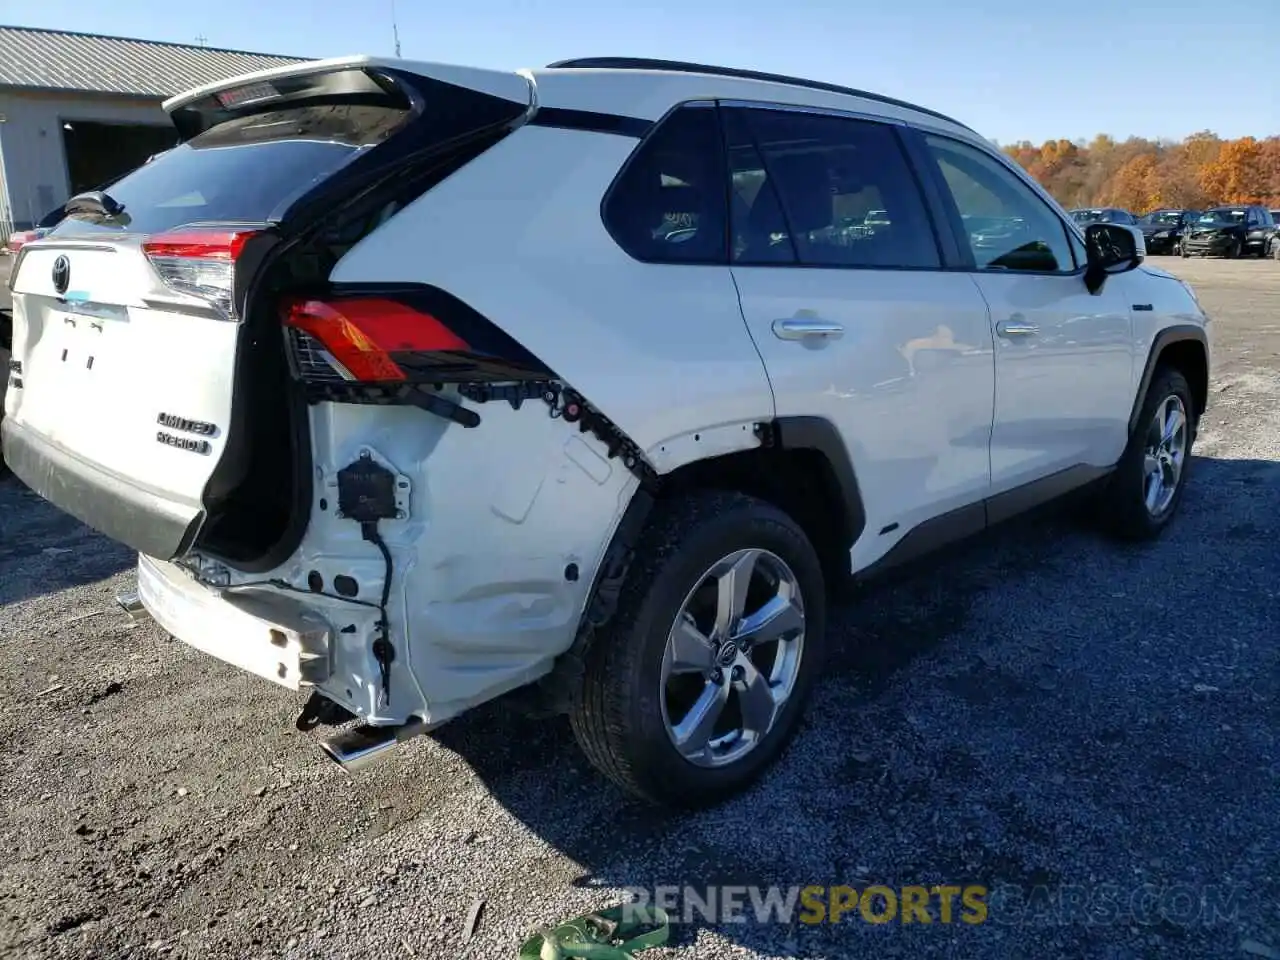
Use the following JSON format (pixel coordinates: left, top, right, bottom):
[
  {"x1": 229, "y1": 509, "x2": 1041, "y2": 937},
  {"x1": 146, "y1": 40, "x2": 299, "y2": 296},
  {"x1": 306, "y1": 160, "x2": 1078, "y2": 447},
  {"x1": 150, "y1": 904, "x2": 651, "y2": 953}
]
[{"x1": 518, "y1": 905, "x2": 670, "y2": 959}]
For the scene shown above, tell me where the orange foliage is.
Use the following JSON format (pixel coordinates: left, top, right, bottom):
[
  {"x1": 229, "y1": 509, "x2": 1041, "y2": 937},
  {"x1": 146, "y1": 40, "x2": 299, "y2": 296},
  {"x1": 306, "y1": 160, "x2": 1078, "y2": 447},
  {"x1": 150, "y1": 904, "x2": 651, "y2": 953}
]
[{"x1": 1001, "y1": 133, "x2": 1280, "y2": 213}]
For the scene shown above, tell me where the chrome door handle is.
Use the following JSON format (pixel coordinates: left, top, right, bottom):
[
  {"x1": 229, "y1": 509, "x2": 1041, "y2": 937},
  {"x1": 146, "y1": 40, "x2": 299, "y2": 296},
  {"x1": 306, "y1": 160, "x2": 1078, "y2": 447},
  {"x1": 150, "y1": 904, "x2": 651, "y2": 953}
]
[
  {"x1": 772, "y1": 318, "x2": 845, "y2": 341},
  {"x1": 996, "y1": 319, "x2": 1038, "y2": 338}
]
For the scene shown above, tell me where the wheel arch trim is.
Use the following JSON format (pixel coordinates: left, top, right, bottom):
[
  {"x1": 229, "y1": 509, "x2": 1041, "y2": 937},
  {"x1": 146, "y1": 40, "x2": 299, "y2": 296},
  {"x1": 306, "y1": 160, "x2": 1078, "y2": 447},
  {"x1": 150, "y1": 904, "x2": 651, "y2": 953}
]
[
  {"x1": 1128, "y1": 324, "x2": 1209, "y2": 435},
  {"x1": 770, "y1": 415, "x2": 867, "y2": 549}
]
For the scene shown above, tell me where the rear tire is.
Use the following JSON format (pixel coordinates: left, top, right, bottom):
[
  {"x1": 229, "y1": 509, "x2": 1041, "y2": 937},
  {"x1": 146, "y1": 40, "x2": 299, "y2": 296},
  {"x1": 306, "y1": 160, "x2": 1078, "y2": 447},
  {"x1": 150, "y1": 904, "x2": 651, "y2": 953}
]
[
  {"x1": 1100, "y1": 367, "x2": 1195, "y2": 541},
  {"x1": 570, "y1": 490, "x2": 825, "y2": 808}
]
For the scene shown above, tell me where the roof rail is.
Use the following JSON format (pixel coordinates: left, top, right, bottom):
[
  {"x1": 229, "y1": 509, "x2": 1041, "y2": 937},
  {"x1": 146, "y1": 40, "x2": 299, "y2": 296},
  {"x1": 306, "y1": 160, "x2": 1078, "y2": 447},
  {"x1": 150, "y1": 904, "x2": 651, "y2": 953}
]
[{"x1": 544, "y1": 56, "x2": 974, "y2": 132}]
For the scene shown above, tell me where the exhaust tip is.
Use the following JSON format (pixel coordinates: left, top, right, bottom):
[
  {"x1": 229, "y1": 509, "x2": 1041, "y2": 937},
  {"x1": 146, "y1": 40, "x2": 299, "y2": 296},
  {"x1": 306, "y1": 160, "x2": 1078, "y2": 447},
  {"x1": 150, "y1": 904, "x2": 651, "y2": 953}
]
[
  {"x1": 115, "y1": 590, "x2": 150, "y2": 620},
  {"x1": 320, "y1": 718, "x2": 428, "y2": 774}
]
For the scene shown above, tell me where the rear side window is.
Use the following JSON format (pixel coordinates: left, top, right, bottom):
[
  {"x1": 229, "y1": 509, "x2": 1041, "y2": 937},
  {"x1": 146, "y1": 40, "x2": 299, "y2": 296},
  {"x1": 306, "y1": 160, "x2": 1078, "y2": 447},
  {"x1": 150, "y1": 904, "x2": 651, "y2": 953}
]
[
  {"x1": 727, "y1": 107, "x2": 941, "y2": 270},
  {"x1": 603, "y1": 105, "x2": 728, "y2": 264},
  {"x1": 724, "y1": 110, "x2": 796, "y2": 265},
  {"x1": 49, "y1": 103, "x2": 411, "y2": 239}
]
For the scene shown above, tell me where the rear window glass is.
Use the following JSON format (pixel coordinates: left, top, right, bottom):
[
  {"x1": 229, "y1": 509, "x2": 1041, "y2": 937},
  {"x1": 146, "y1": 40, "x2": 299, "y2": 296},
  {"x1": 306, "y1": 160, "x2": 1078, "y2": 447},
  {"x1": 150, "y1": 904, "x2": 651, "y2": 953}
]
[{"x1": 49, "y1": 103, "x2": 409, "y2": 238}]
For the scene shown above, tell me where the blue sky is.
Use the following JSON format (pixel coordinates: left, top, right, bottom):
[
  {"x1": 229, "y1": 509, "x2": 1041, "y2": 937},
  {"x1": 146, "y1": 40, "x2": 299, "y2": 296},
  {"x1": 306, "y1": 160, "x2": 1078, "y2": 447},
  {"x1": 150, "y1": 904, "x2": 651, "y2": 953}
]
[{"x1": 7, "y1": 0, "x2": 1277, "y2": 145}]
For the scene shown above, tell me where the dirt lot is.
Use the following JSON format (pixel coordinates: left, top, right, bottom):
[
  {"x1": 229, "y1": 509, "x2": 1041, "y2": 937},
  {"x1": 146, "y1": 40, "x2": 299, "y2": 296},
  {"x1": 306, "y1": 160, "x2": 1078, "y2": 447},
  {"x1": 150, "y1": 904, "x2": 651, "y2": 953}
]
[{"x1": 1, "y1": 258, "x2": 1278, "y2": 960}]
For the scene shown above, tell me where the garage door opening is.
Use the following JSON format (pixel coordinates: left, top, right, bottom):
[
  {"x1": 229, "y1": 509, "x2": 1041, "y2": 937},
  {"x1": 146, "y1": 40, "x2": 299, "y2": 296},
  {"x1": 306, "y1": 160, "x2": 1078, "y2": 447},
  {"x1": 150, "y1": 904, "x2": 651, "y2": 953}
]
[{"x1": 62, "y1": 121, "x2": 178, "y2": 198}]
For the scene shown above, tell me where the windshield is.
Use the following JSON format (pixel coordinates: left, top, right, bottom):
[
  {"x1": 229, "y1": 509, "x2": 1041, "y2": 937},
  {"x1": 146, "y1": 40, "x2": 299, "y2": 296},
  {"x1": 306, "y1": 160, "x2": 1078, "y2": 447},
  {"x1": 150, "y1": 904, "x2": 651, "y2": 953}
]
[
  {"x1": 48, "y1": 103, "x2": 408, "y2": 238},
  {"x1": 1200, "y1": 209, "x2": 1246, "y2": 224},
  {"x1": 1140, "y1": 210, "x2": 1185, "y2": 225},
  {"x1": 1071, "y1": 210, "x2": 1104, "y2": 223}
]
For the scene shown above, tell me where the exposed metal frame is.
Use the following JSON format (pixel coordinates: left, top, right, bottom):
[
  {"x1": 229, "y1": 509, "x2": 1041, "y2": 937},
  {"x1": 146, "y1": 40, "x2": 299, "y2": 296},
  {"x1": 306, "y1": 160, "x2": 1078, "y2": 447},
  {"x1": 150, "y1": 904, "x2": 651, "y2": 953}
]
[{"x1": 545, "y1": 57, "x2": 975, "y2": 133}]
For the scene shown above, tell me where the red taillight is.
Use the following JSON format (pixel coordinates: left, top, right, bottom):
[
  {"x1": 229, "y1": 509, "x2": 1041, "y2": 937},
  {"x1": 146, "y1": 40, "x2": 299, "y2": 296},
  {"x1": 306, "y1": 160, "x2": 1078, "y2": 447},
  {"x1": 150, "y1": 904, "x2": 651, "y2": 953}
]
[
  {"x1": 282, "y1": 296, "x2": 471, "y2": 383},
  {"x1": 141, "y1": 228, "x2": 260, "y2": 262},
  {"x1": 142, "y1": 226, "x2": 263, "y2": 317},
  {"x1": 6, "y1": 230, "x2": 36, "y2": 253}
]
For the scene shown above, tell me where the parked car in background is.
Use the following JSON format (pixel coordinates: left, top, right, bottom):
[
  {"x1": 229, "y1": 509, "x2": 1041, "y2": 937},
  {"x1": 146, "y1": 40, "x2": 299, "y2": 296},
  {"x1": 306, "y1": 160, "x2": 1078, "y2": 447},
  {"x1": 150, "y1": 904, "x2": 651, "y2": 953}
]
[
  {"x1": 1182, "y1": 205, "x2": 1275, "y2": 258},
  {"x1": 1136, "y1": 209, "x2": 1199, "y2": 256},
  {"x1": 1070, "y1": 207, "x2": 1138, "y2": 227},
  {"x1": 4, "y1": 228, "x2": 49, "y2": 255}
]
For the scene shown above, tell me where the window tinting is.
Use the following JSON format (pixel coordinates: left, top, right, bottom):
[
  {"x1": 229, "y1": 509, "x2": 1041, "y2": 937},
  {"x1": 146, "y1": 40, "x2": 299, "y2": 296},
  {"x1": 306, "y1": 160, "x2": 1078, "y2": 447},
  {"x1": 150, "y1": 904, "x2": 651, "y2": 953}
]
[
  {"x1": 49, "y1": 104, "x2": 411, "y2": 239},
  {"x1": 925, "y1": 135, "x2": 1076, "y2": 273},
  {"x1": 1140, "y1": 210, "x2": 1186, "y2": 225},
  {"x1": 603, "y1": 105, "x2": 727, "y2": 264},
  {"x1": 728, "y1": 107, "x2": 940, "y2": 269},
  {"x1": 724, "y1": 109, "x2": 796, "y2": 264}
]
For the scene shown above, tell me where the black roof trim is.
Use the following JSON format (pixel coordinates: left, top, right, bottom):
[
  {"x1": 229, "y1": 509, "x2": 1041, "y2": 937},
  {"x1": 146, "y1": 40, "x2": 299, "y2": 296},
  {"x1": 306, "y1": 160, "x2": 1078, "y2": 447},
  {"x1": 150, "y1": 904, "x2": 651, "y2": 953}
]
[{"x1": 545, "y1": 57, "x2": 974, "y2": 132}]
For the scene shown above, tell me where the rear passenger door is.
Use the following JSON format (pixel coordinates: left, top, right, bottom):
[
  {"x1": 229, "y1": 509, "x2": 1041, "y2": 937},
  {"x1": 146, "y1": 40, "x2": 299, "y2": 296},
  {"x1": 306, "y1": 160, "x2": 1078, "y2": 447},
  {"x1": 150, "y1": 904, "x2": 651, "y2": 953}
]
[{"x1": 723, "y1": 105, "x2": 996, "y2": 571}]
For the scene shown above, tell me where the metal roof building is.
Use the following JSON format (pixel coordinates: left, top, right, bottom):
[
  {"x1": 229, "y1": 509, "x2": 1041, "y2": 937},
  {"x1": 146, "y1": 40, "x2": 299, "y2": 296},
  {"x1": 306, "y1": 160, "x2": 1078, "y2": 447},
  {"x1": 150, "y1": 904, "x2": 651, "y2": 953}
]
[{"x1": 0, "y1": 26, "x2": 305, "y2": 236}]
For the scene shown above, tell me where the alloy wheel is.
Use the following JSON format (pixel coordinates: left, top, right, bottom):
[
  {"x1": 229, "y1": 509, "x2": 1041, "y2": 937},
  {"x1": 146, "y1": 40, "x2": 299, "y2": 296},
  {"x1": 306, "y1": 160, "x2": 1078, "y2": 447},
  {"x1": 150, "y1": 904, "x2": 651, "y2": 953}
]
[
  {"x1": 1142, "y1": 393, "x2": 1188, "y2": 517},
  {"x1": 660, "y1": 548, "x2": 806, "y2": 768}
]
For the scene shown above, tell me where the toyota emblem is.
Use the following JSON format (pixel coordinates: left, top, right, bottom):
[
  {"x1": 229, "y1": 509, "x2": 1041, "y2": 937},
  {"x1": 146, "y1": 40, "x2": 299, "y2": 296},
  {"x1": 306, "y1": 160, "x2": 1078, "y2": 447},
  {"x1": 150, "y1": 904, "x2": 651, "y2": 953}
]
[
  {"x1": 51, "y1": 255, "x2": 70, "y2": 296},
  {"x1": 716, "y1": 640, "x2": 739, "y2": 667}
]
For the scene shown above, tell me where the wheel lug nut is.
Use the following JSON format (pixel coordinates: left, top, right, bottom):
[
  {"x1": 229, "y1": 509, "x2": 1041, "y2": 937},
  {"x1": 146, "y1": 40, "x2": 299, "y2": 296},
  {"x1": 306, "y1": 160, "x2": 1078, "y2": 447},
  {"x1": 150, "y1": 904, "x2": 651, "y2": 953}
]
[
  {"x1": 731, "y1": 666, "x2": 744, "y2": 682},
  {"x1": 710, "y1": 669, "x2": 723, "y2": 684}
]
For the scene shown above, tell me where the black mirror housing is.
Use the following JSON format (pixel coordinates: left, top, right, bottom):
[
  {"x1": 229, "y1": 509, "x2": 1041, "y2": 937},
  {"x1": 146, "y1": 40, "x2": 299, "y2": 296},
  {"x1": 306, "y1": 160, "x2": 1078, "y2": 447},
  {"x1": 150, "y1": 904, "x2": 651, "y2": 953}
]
[{"x1": 1084, "y1": 222, "x2": 1145, "y2": 294}]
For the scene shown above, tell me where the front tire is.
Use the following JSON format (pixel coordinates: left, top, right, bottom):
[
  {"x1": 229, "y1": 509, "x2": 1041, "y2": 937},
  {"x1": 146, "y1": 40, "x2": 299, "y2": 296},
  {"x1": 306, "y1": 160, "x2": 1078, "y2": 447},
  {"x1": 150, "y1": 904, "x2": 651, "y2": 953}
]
[
  {"x1": 570, "y1": 490, "x2": 825, "y2": 808},
  {"x1": 1100, "y1": 367, "x2": 1196, "y2": 540}
]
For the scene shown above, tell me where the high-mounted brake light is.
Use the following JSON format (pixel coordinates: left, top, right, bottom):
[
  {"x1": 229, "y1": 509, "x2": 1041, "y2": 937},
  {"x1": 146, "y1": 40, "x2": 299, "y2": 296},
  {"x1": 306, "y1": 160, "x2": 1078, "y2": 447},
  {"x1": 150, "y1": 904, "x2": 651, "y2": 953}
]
[{"x1": 142, "y1": 226, "x2": 263, "y2": 318}]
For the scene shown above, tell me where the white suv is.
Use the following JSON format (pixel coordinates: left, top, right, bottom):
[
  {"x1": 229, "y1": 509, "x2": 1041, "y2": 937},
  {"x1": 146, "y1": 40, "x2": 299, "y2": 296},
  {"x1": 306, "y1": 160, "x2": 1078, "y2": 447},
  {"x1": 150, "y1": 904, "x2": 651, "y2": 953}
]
[{"x1": 2, "y1": 56, "x2": 1209, "y2": 807}]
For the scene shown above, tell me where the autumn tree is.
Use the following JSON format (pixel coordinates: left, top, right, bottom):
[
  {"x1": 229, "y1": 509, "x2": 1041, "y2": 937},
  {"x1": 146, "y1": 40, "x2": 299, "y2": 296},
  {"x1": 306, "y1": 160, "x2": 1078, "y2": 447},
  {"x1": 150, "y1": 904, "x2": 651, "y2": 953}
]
[{"x1": 998, "y1": 130, "x2": 1280, "y2": 212}]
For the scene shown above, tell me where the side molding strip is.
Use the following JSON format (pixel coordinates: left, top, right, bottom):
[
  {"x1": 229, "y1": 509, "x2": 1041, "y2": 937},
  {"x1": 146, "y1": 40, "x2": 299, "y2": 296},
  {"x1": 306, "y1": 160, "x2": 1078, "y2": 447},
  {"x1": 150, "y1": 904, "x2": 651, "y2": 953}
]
[{"x1": 858, "y1": 463, "x2": 1111, "y2": 580}]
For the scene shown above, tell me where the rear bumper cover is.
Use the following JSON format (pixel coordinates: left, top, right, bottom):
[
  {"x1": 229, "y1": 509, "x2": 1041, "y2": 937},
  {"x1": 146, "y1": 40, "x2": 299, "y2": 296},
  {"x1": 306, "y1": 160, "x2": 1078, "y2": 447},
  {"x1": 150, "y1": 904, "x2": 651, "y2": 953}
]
[
  {"x1": 1, "y1": 417, "x2": 198, "y2": 559},
  {"x1": 137, "y1": 555, "x2": 333, "y2": 690}
]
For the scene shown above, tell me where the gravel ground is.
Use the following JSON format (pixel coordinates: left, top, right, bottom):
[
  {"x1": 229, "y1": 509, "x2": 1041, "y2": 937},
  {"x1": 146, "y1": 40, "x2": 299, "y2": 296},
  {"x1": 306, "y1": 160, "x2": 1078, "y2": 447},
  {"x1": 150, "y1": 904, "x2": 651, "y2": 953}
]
[{"x1": 1, "y1": 258, "x2": 1278, "y2": 960}]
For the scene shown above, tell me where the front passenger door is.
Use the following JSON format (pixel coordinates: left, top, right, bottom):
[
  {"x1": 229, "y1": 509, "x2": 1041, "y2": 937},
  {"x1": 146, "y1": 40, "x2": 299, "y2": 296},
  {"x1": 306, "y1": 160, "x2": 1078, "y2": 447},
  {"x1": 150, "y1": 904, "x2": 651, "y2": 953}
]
[{"x1": 914, "y1": 133, "x2": 1135, "y2": 496}]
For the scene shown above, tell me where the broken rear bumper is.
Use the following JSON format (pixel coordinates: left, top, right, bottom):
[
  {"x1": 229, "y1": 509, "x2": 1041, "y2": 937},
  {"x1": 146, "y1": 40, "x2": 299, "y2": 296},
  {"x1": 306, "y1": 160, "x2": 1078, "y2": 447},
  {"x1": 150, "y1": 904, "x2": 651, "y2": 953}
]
[{"x1": 137, "y1": 555, "x2": 333, "y2": 690}]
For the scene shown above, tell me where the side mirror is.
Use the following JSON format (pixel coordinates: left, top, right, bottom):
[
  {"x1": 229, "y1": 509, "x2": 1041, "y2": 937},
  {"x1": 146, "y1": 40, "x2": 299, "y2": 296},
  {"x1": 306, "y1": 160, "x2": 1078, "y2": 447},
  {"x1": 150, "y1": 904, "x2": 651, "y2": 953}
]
[{"x1": 1084, "y1": 223, "x2": 1145, "y2": 294}]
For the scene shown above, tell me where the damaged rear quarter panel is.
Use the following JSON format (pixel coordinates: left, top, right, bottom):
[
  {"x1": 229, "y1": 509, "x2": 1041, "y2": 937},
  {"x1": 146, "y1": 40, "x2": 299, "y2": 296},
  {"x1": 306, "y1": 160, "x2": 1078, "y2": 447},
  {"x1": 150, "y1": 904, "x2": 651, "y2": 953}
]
[{"x1": 304, "y1": 399, "x2": 640, "y2": 724}]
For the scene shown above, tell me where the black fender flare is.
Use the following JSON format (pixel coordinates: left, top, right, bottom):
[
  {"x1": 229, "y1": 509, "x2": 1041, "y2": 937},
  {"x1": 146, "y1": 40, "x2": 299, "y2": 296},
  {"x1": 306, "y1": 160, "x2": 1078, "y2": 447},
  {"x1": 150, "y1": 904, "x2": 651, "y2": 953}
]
[
  {"x1": 771, "y1": 415, "x2": 867, "y2": 549},
  {"x1": 1127, "y1": 324, "x2": 1209, "y2": 435}
]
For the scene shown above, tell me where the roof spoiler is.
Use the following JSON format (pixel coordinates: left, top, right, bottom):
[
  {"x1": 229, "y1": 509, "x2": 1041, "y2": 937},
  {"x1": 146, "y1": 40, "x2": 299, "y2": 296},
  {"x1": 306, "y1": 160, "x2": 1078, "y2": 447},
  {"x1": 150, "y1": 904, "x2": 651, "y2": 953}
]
[{"x1": 163, "y1": 55, "x2": 534, "y2": 141}]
